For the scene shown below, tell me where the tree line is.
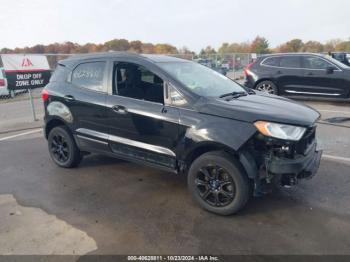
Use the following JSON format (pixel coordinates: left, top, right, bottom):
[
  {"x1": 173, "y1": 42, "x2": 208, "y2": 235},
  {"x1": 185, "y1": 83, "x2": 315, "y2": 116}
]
[
  {"x1": 0, "y1": 39, "x2": 179, "y2": 55},
  {"x1": 1, "y1": 36, "x2": 350, "y2": 56},
  {"x1": 205, "y1": 36, "x2": 350, "y2": 55}
]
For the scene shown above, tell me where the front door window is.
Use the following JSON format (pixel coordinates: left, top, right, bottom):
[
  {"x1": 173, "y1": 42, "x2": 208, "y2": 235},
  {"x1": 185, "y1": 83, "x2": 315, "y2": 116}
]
[{"x1": 113, "y1": 62, "x2": 164, "y2": 104}]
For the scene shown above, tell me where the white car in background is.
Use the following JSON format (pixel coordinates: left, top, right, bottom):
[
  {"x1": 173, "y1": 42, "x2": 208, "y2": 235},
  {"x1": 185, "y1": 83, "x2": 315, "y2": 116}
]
[
  {"x1": 0, "y1": 67, "x2": 15, "y2": 98},
  {"x1": 0, "y1": 67, "x2": 27, "y2": 98}
]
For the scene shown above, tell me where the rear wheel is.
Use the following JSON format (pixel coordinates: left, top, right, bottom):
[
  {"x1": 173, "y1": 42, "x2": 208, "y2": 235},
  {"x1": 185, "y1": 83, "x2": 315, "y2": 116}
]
[
  {"x1": 255, "y1": 80, "x2": 278, "y2": 95},
  {"x1": 48, "y1": 126, "x2": 82, "y2": 168},
  {"x1": 187, "y1": 151, "x2": 250, "y2": 215}
]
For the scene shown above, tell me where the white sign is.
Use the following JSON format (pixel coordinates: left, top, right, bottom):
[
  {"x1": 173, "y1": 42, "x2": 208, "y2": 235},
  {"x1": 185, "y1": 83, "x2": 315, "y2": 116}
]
[
  {"x1": 1, "y1": 54, "x2": 50, "y2": 72},
  {"x1": 0, "y1": 54, "x2": 51, "y2": 90}
]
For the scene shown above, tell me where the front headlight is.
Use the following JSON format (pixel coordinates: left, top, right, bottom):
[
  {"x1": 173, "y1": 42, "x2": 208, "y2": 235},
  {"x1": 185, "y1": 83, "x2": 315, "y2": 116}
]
[{"x1": 254, "y1": 121, "x2": 306, "y2": 141}]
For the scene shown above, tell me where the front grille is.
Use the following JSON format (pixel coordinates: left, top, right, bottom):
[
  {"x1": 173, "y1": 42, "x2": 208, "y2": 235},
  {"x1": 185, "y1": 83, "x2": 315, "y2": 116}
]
[{"x1": 295, "y1": 126, "x2": 316, "y2": 155}]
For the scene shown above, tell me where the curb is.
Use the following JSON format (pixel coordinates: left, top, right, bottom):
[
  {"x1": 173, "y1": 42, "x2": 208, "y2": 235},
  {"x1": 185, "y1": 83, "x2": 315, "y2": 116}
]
[{"x1": 0, "y1": 126, "x2": 43, "y2": 135}]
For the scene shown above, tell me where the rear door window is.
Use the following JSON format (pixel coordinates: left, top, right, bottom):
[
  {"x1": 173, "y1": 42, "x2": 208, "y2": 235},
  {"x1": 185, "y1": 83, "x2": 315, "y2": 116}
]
[
  {"x1": 72, "y1": 61, "x2": 106, "y2": 92},
  {"x1": 279, "y1": 56, "x2": 301, "y2": 68}
]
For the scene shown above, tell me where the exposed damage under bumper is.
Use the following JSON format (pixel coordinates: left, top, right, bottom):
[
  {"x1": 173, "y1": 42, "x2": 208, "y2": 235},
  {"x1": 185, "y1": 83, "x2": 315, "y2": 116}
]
[
  {"x1": 266, "y1": 143, "x2": 322, "y2": 186},
  {"x1": 239, "y1": 126, "x2": 322, "y2": 196}
]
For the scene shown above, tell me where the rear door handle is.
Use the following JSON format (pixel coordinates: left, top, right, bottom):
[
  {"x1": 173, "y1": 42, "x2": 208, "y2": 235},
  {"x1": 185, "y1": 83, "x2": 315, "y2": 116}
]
[
  {"x1": 112, "y1": 105, "x2": 128, "y2": 114},
  {"x1": 64, "y1": 95, "x2": 75, "y2": 101},
  {"x1": 307, "y1": 72, "x2": 314, "y2": 76}
]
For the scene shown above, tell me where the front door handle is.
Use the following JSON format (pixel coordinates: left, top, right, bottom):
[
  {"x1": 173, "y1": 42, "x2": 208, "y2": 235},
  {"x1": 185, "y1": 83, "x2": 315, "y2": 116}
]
[
  {"x1": 64, "y1": 95, "x2": 75, "y2": 101},
  {"x1": 112, "y1": 105, "x2": 128, "y2": 114},
  {"x1": 307, "y1": 72, "x2": 314, "y2": 76}
]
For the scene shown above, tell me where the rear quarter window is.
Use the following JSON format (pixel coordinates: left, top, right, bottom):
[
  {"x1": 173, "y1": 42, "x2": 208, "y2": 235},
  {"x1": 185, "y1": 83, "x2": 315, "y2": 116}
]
[
  {"x1": 261, "y1": 56, "x2": 280, "y2": 67},
  {"x1": 71, "y1": 61, "x2": 106, "y2": 92},
  {"x1": 50, "y1": 65, "x2": 68, "y2": 82}
]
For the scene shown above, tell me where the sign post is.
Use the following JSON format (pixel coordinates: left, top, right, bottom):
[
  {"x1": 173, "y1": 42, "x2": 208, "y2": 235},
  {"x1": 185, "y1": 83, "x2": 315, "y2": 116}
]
[
  {"x1": 1, "y1": 54, "x2": 51, "y2": 122},
  {"x1": 28, "y1": 89, "x2": 37, "y2": 121}
]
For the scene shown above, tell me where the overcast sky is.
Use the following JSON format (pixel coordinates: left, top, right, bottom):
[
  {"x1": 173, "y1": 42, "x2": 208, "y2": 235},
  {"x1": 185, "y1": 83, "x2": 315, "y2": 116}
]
[{"x1": 0, "y1": 0, "x2": 349, "y2": 52}]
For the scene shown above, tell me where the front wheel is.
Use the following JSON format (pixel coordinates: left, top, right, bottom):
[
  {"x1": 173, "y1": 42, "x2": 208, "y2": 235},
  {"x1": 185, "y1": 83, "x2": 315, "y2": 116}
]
[
  {"x1": 187, "y1": 151, "x2": 250, "y2": 215},
  {"x1": 48, "y1": 126, "x2": 82, "y2": 168},
  {"x1": 255, "y1": 80, "x2": 278, "y2": 95}
]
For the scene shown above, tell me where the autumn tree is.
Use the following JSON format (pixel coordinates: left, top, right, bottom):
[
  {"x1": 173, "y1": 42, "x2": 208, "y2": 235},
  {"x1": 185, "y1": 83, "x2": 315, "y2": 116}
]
[
  {"x1": 335, "y1": 41, "x2": 350, "y2": 52},
  {"x1": 0, "y1": 48, "x2": 13, "y2": 54},
  {"x1": 4, "y1": 37, "x2": 350, "y2": 56},
  {"x1": 154, "y1": 44, "x2": 178, "y2": 54},
  {"x1": 277, "y1": 39, "x2": 304, "y2": 52},
  {"x1": 179, "y1": 46, "x2": 193, "y2": 54},
  {"x1": 199, "y1": 46, "x2": 216, "y2": 56},
  {"x1": 250, "y1": 36, "x2": 269, "y2": 54},
  {"x1": 302, "y1": 41, "x2": 324, "y2": 53},
  {"x1": 323, "y1": 39, "x2": 342, "y2": 52},
  {"x1": 129, "y1": 40, "x2": 143, "y2": 53},
  {"x1": 104, "y1": 39, "x2": 129, "y2": 51},
  {"x1": 141, "y1": 43, "x2": 155, "y2": 54},
  {"x1": 218, "y1": 42, "x2": 250, "y2": 54}
]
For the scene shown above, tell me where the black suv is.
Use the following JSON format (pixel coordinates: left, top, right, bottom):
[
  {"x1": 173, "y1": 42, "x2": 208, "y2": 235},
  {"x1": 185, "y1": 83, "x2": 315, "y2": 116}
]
[
  {"x1": 331, "y1": 52, "x2": 350, "y2": 66},
  {"x1": 42, "y1": 52, "x2": 322, "y2": 215},
  {"x1": 244, "y1": 53, "x2": 350, "y2": 99}
]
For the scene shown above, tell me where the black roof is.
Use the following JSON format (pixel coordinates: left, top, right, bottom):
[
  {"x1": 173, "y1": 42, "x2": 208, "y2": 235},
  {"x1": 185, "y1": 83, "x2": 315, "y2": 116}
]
[
  {"x1": 60, "y1": 51, "x2": 188, "y2": 65},
  {"x1": 141, "y1": 54, "x2": 188, "y2": 63},
  {"x1": 259, "y1": 52, "x2": 326, "y2": 58}
]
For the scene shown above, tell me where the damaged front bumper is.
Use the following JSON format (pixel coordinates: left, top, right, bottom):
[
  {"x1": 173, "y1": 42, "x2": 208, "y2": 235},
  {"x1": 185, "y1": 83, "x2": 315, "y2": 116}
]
[
  {"x1": 267, "y1": 142, "x2": 322, "y2": 181},
  {"x1": 239, "y1": 139, "x2": 323, "y2": 196}
]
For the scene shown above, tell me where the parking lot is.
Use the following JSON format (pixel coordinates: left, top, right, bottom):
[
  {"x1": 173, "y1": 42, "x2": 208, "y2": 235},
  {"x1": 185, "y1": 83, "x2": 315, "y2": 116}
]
[{"x1": 0, "y1": 94, "x2": 349, "y2": 255}]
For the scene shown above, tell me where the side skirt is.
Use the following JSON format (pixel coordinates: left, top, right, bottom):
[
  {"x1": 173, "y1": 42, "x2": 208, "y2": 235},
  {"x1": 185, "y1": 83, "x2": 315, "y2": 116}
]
[{"x1": 74, "y1": 132, "x2": 178, "y2": 174}]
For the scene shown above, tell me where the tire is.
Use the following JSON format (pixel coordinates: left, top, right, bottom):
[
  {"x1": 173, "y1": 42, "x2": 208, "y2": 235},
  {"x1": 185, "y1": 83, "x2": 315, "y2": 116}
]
[
  {"x1": 255, "y1": 80, "x2": 278, "y2": 95},
  {"x1": 187, "y1": 151, "x2": 250, "y2": 215},
  {"x1": 48, "y1": 126, "x2": 82, "y2": 168}
]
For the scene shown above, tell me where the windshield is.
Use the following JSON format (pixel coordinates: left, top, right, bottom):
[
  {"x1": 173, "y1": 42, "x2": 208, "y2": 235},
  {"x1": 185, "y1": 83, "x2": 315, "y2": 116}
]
[{"x1": 158, "y1": 61, "x2": 246, "y2": 97}]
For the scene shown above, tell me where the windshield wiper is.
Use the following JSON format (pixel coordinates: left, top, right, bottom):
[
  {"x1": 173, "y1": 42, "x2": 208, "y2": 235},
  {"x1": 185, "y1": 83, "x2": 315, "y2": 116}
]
[
  {"x1": 247, "y1": 89, "x2": 256, "y2": 95},
  {"x1": 219, "y1": 91, "x2": 248, "y2": 100}
]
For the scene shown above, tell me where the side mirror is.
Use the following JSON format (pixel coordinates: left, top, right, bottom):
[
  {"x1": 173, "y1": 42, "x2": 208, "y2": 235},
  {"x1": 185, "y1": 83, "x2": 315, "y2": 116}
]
[{"x1": 326, "y1": 66, "x2": 335, "y2": 74}]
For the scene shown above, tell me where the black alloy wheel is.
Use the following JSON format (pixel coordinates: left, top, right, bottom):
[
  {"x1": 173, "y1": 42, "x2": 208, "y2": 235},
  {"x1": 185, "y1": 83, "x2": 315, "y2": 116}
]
[
  {"x1": 188, "y1": 151, "x2": 250, "y2": 215},
  {"x1": 48, "y1": 126, "x2": 82, "y2": 168},
  {"x1": 195, "y1": 165, "x2": 235, "y2": 207},
  {"x1": 51, "y1": 133, "x2": 70, "y2": 163}
]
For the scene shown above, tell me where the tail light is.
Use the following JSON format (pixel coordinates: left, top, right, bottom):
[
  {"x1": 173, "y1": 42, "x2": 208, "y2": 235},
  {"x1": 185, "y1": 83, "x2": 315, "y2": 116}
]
[
  {"x1": 244, "y1": 61, "x2": 256, "y2": 77},
  {"x1": 41, "y1": 88, "x2": 49, "y2": 102},
  {"x1": 0, "y1": 79, "x2": 5, "y2": 87}
]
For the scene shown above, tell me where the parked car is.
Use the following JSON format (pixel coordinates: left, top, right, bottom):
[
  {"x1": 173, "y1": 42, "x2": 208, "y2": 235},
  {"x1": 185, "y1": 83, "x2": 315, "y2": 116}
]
[
  {"x1": 0, "y1": 67, "x2": 15, "y2": 98},
  {"x1": 195, "y1": 59, "x2": 227, "y2": 75},
  {"x1": 331, "y1": 52, "x2": 350, "y2": 66},
  {"x1": 42, "y1": 52, "x2": 322, "y2": 215},
  {"x1": 220, "y1": 60, "x2": 230, "y2": 70},
  {"x1": 221, "y1": 59, "x2": 243, "y2": 71},
  {"x1": 0, "y1": 67, "x2": 28, "y2": 98},
  {"x1": 244, "y1": 53, "x2": 350, "y2": 99},
  {"x1": 195, "y1": 58, "x2": 213, "y2": 68}
]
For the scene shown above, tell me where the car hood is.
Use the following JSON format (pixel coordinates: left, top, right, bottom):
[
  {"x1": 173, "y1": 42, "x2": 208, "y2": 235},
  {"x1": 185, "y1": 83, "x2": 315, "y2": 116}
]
[{"x1": 196, "y1": 93, "x2": 320, "y2": 127}]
